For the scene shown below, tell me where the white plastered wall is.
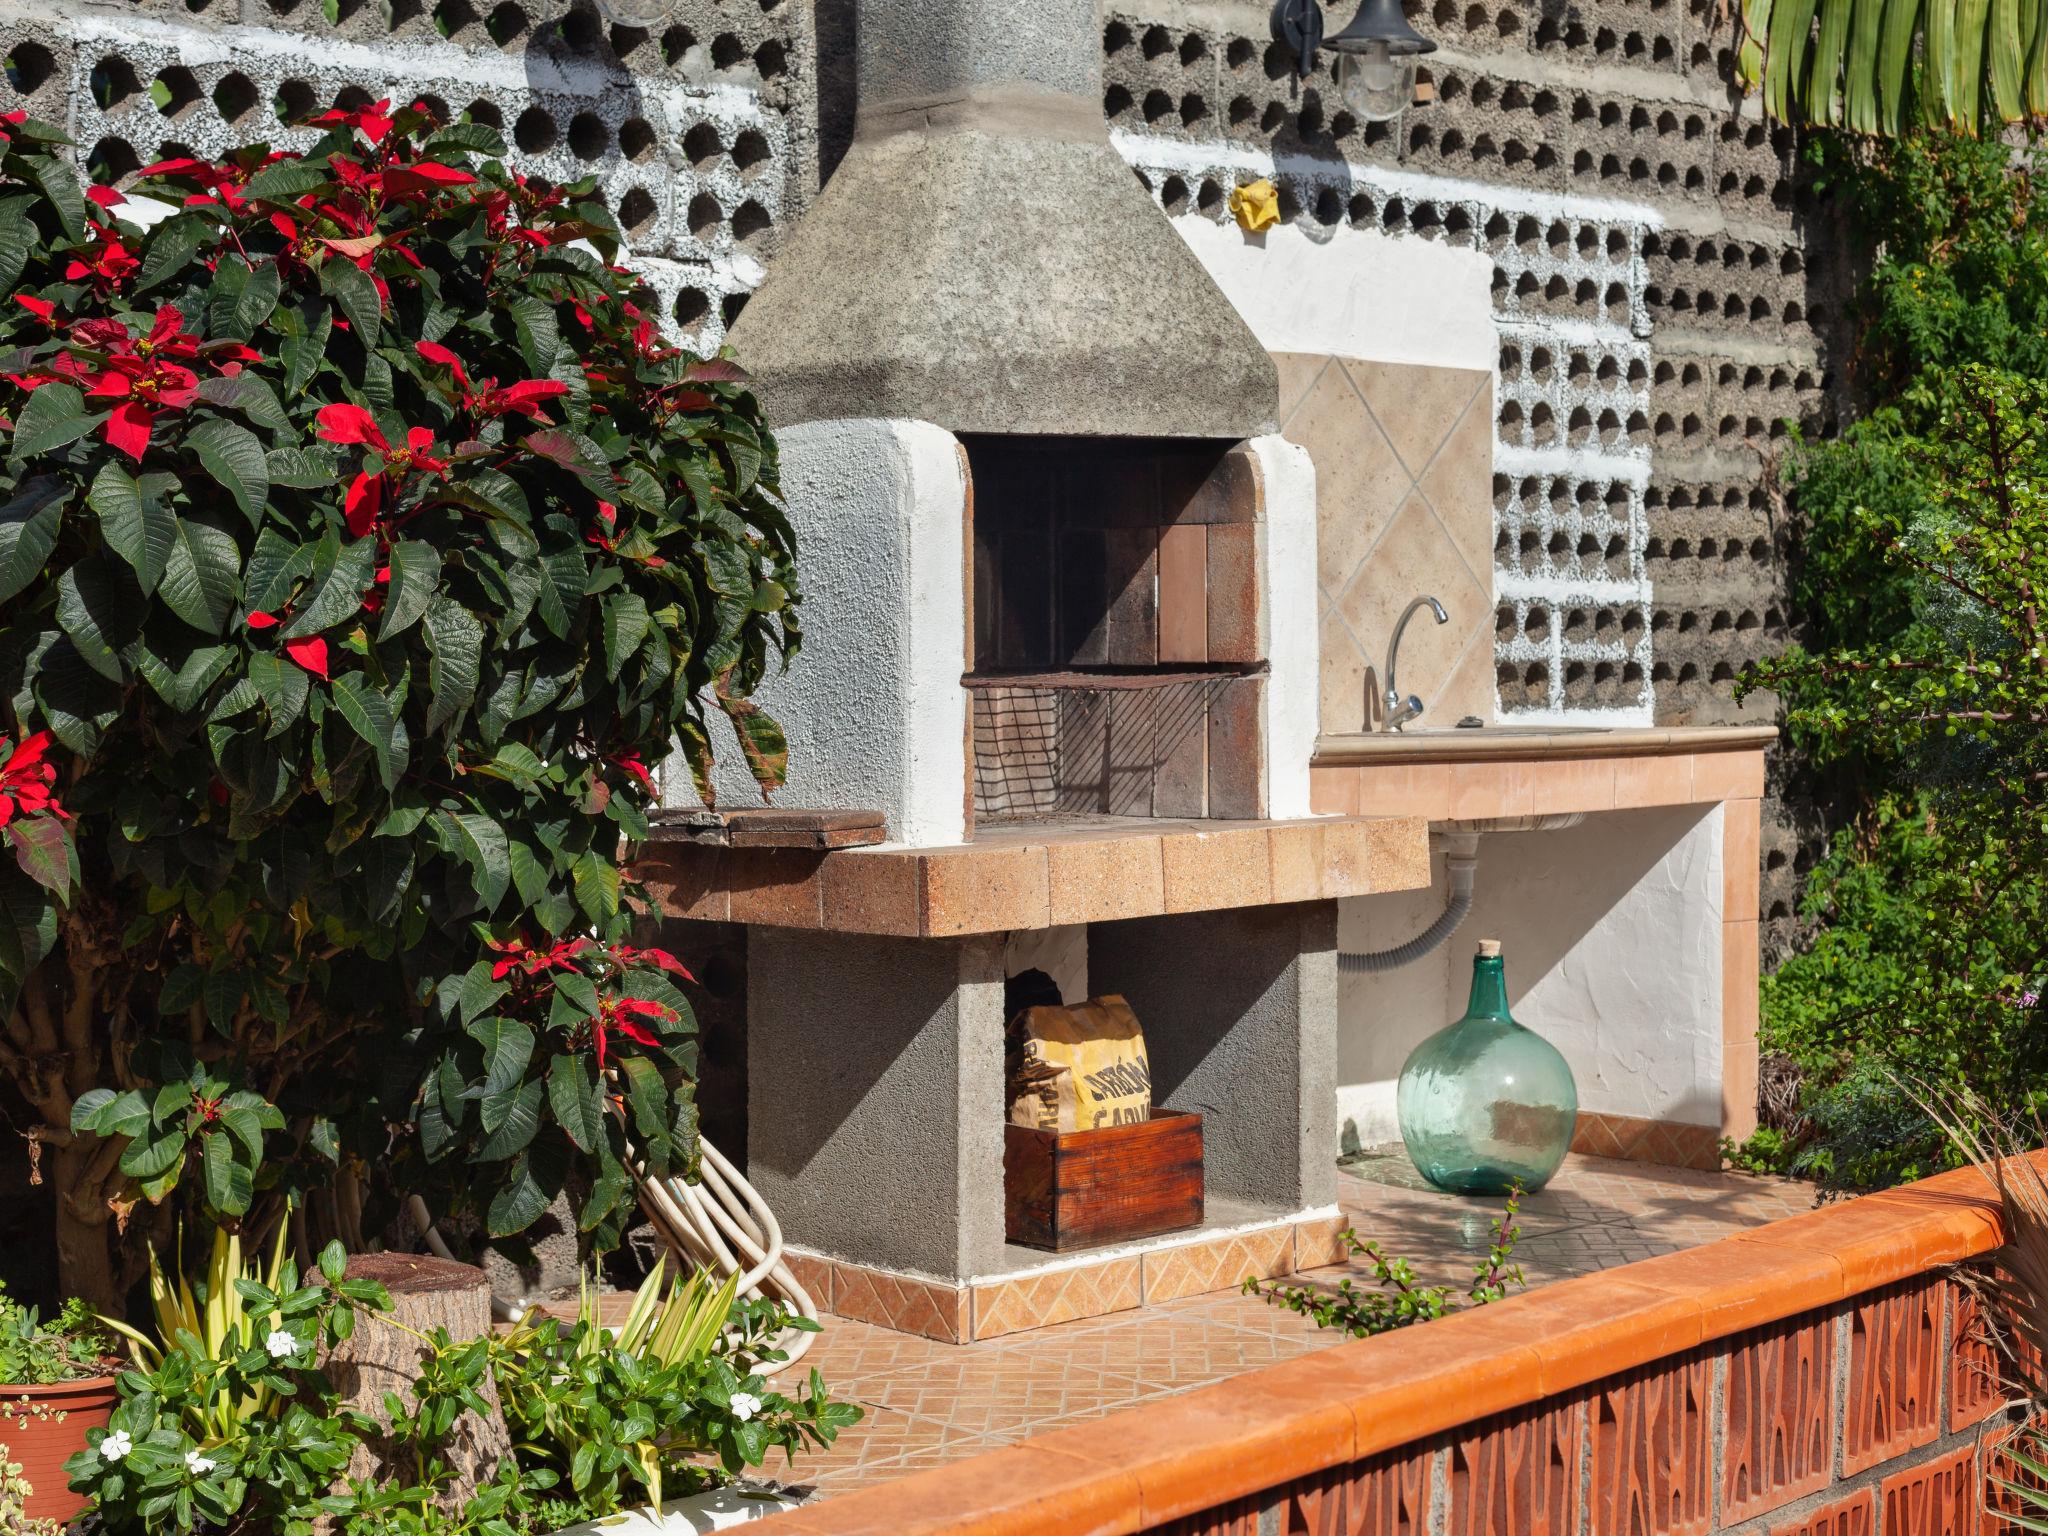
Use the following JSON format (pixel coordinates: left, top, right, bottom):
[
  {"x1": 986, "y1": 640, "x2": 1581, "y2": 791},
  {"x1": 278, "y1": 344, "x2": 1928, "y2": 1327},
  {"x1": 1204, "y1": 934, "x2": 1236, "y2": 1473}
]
[
  {"x1": 1172, "y1": 215, "x2": 1498, "y2": 374},
  {"x1": 1245, "y1": 433, "x2": 1318, "y2": 820},
  {"x1": 684, "y1": 418, "x2": 969, "y2": 847},
  {"x1": 1333, "y1": 804, "x2": 1725, "y2": 1150}
]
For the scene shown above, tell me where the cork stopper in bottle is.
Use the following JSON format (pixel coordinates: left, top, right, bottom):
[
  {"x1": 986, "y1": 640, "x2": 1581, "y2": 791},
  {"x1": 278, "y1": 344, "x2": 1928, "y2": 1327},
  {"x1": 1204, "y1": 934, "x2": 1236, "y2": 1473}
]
[{"x1": 1477, "y1": 939, "x2": 1502, "y2": 958}]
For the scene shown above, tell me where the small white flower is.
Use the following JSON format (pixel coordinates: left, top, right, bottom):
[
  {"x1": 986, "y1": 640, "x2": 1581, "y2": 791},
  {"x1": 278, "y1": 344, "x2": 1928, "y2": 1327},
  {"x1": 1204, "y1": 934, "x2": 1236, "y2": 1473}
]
[
  {"x1": 264, "y1": 1329, "x2": 297, "y2": 1360},
  {"x1": 728, "y1": 1392, "x2": 762, "y2": 1424},
  {"x1": 184, "y1": 1449, "x2": 218, "y2": 1475},
  {"x1": 99, "y1": 1430, "x2": 133, "y2": 1463}
]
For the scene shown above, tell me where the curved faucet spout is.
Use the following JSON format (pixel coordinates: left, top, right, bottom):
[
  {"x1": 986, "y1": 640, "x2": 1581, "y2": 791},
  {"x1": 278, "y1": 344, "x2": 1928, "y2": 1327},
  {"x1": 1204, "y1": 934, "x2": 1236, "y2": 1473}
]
[{"x1": 1383, "y1": 595, "x2": 1450, "y2": 732}]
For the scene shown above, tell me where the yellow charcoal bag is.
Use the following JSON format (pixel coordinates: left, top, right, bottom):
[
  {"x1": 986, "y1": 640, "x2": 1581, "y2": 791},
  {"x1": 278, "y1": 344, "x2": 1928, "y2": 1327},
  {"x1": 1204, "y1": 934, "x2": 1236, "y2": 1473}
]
[{"x1": 1006, "y1": 995, "x2": 1152, "y2": 1133}]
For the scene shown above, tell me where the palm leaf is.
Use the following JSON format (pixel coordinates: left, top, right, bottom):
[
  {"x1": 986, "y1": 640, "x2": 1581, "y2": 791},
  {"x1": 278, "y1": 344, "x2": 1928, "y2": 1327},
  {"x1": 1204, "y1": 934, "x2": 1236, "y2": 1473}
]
[{"x1": 1844, "y1": 0, "x2": 1889, "y2": 129}]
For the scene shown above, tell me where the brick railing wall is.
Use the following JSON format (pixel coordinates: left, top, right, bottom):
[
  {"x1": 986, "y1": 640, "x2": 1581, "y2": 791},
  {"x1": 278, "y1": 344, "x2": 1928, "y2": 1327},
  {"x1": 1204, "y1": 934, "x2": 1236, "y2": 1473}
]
[{"x1": 760, "y1": 1166, "x2": 2031, "y2": 1536}]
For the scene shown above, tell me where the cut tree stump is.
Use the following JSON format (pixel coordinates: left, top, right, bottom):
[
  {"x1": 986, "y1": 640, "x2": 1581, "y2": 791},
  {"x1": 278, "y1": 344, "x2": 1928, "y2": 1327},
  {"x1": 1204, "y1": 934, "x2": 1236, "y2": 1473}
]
[{"x1": 322, "y1": 1253, "x2": 511, "y2": 1514}]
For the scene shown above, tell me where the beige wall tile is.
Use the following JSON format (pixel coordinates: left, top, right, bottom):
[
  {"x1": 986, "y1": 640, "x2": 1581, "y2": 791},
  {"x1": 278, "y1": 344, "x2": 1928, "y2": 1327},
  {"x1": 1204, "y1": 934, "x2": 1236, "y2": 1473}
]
[
  {"x1": 1268, "y1": 823, "x2": 1324, "y2": 903},
  {"x1": 1694, "y1": 749, "x2": 1767, "y2": 802},
  {"x1": 1354, "y1": 761, "x2": 1450, "y2": 816},
  {"x1": 725, "y1": 848, "x2": 826, "y2": 928},
  {"x1": 1293, "y1": 364, "x2": 1411, "y2": 591},
  {"x1": 1337, "y1": 493, "x2": 1488, "y2": 732},
  {"x1": 1415, "y1": 378, "x2": 1499, "y2": 589},
  {"x1": 1721, "y1": 797, "x2": 1760, "y2": 922},
  {"x1": 1320, "y1": 608, "x2": 1371, "y2": 736},
  {"x1": 1431, "y1": 629, "x2": 1500, "y2": 728},
  {"x1": 1308, "y1": 764, "x2": 1362, "y2": 815},
  {"x1": 1344, "y1": 358, "x2": 1487, "y2": 477},
  {"x1": 1272, "y1": 351, "x2": 1330, "y2": 424},
  {"x1": 1612, "y1": 753, "x2": 1696, "y2": 809},
  {"x1": 637, "y1": 846, "x2": 729, "y2": 923},
  {"x1": 1526, "y1": 757, "x2": 1619, "y2": 816},
  {"x1": 821, "y1": 849, "x2": 924, "y2": 936},
  {"x1": 920, "y1": 844, "x2": 1051, "y2": 936},
  {"x1": 1442, "y1": 760, "x2": 1536, "y2": 819},
  {"x1": 1046, "y1": 834, "x2": 1167, "y2": 926},
  {"x1": 1160, "y1": 826, "x2": 1273, "y2": 913}
]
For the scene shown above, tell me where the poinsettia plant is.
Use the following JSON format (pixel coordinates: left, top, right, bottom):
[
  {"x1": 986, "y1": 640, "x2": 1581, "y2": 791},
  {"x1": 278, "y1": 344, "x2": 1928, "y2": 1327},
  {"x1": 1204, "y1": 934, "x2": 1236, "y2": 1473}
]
[{"x1": 0, "y1": 102, "x2": 799, "y2": 1306}]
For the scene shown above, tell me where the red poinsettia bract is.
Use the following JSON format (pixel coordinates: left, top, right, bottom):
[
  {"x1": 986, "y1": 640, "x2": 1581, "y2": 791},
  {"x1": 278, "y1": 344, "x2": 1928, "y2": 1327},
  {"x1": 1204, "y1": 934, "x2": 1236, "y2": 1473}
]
[
  {"x1": 0, "y1": 732, "x2": 64, "y2": 826},
  {"x1": 314, "y1": 402, "x2": 450, "y2": 537},
  {"x1": 51, "y1": 306, "x2": 204, "y2": 461}
]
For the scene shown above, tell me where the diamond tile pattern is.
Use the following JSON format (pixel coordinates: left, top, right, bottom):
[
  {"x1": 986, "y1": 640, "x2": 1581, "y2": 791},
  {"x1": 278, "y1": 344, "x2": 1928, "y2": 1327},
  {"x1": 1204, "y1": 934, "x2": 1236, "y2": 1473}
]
[
  {"x1": 1280, "y1": 353, "x2": 1494, "y2": 735},
  {"x1": 776, "y1": 1152, "x2": 1814, "y2": 1504}
]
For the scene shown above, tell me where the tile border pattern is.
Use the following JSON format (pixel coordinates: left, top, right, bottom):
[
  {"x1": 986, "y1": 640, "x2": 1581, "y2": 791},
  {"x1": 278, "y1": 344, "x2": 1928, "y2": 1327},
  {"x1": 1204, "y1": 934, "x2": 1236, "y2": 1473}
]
[
  {"x1": 758, "y1": 1162, "x2": 2028, "y2": 1536},
  {"x1": 786, "y1": 1211, "x2": 1350, "y2": 1344}
]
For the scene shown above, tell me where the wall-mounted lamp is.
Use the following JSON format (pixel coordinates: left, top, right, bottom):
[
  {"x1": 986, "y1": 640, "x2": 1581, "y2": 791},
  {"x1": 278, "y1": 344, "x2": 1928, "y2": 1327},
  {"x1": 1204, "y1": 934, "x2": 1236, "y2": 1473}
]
[{"x1": 1271, "y1": 0, "x2": 1437, "y2": 122}]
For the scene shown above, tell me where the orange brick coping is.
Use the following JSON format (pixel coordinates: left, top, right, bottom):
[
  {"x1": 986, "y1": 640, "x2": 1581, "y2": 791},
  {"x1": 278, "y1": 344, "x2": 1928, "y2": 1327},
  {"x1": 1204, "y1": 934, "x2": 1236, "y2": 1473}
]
[
  {"x1": 634, "y1": 813, "x2": 1431, "y2": 937},
  {"x1": 756, "y1": 1163, "x2": 2008, "y2": 1535}
]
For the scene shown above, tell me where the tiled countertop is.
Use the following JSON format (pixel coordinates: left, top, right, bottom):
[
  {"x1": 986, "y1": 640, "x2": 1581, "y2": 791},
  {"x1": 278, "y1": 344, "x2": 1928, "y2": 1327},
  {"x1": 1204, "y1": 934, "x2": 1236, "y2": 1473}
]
[{"x1": 636, "y1": 812, "x2": 1432, "y2": 937}]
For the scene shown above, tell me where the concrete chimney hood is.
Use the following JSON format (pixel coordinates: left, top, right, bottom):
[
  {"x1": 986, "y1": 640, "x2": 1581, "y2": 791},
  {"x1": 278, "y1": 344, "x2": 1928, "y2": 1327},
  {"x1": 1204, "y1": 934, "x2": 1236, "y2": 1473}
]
[{"x1": 724, "y1": 0, "x2": 1279, "y2": 439}]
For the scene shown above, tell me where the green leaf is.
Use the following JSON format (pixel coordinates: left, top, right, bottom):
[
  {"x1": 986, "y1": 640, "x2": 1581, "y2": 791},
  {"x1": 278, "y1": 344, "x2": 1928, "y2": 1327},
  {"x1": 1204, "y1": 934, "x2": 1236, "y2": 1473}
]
[
  {"x1": 467, "y1": 1016, "x2": 535, "y2": 1097},
  {"x1": 161, "y1": 515, "x2": 243, "y2": 635},
  {"x1": 322, "y1": 258, "x2": 382, "y2": 348},
  {"x1": 73, "y1": 1087, "x2": 150, "y2": 1139},
  {"x1": 474, "y1": 1077, "x2": 543, "y2": 1160},
  {"x1": 135, "y1": 213, "x2": 212, "y2": 293},
  {"x1": 509, "y1": 293, "x2": 559, "y2": 377},
  {"x1": 572, "y1": 851, "x2": 620, "y2": 925},
  {"x1": 280, "y1": 300, "x2": 333, "y2": 399},
  {"x1": 422, "y1": 597, "x2": 483, "y2": 736},
  {"x1": 486, "y1": 1143, "x2": 562, "y2": 1235},
  {"x1": 378, "y1": 541, "x2": 438, "y2": 639},
  {"x1": 11, "y1": 381, "x2": 97, "y2": 460},
  {"x1": 282, "y1": 536, "x2": 377, "y2": 639},
  {"x1": 22, "y1": 153, "x2": 88, "y2": 240},
  {"x1": 201, "y1": 1129, "x2": 254, "y2": 1215},
  {"x1": 331, "y1": 673, "x2": 407, "y2": 790},
  {"x1": 244, "y1": 160, "x2": 331, "y2": 202},
  {"x1": 119, "y1": 1125, "x2": 187, "y2": 1181},
  {"x1": 188, "y1": 419, "x2": 271, "y2": 527},
  {"x1": 89, "y1": 463, "x2": 176, "y2": 594},
  {"x1": 0, "y1": 865, "x2": 57, "y2": 980},
  {"x1": 266, "y1": 446, "x2": 337, "y2": 490},
  {"x1": 455, "y1": 961, "x2": 509, "y2": 1025},
  {"x1": 6, "y1": 815, "x2": 74, "y2": 901},
  {"x1": 0, "y1": 476, "x2": 66, "y2": 604},
  {"x1": 548, "y1": 1052, "x2": 604, "y2": 1153},
  {"x1": 57, "y1": 561, "x2": 132, "y2": 682},
  {"x1": 602, "y1": 593, "x2": 648, "y2": 681},
  {"x1": 439, "y1": 810, "x2": 510, "y2": 909}
]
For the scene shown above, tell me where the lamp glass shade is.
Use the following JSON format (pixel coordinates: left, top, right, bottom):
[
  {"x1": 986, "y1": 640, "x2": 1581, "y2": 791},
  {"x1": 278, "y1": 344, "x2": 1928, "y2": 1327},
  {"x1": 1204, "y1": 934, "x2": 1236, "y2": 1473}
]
[
  {"x1": 1396, "y1": 944, "x2": 1578, "y2": 1194},
  {"x1": 1336, "y1": 42, "x2": 1414, "y2": 121}
]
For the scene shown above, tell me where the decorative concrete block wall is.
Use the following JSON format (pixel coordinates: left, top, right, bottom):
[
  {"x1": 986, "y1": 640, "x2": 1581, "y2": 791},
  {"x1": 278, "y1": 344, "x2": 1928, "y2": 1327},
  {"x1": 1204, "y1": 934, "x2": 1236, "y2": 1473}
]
[{"x1": 8, "y1": 0, "x2": 1826, "y2": 935}]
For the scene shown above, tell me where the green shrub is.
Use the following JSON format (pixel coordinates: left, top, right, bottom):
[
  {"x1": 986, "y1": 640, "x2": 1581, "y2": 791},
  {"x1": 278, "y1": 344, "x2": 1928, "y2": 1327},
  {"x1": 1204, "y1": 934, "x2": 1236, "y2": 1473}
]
[{"x1": 0, "y1": 101, "x2": 798, "y2": 1305}]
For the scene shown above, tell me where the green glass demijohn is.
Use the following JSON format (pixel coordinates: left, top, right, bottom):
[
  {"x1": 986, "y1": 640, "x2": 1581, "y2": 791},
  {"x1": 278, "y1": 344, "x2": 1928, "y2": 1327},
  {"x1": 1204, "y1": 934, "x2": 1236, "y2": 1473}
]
[{"x1": 1396, "y1": 939, "x2": 1577, "y2": 1194}]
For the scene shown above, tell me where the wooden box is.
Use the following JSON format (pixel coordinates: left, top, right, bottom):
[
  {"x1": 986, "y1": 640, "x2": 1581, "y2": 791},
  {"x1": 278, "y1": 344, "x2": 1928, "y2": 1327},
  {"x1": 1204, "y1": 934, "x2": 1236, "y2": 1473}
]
[{"x1": 1003, "y1": 1108, "x2": 1203, "y2": 1252}]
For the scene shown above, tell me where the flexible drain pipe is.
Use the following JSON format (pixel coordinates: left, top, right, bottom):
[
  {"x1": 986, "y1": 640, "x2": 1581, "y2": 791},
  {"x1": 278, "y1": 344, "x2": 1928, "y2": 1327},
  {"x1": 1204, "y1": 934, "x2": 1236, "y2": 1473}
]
[
  {"x1": 1339, "y1": 831, "x2": 1480, "y2": 974},
  {"x1": 1337, "y1": 814, "x2": 1587, "y2": 974}
]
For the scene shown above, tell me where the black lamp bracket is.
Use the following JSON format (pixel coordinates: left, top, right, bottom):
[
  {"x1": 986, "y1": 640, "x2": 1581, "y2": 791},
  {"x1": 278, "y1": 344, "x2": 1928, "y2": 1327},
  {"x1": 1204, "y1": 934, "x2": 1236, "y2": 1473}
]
[{"x1": 1270, "y1": 0, "x2": 1325, "y2": 79}]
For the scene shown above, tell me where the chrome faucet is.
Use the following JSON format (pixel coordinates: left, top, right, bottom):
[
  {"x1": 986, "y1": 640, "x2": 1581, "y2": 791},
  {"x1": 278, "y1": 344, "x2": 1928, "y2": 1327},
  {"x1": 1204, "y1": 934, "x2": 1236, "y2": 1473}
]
[{"x1": 1381, "y1": 595, "x2": 1450, "y2": 731}]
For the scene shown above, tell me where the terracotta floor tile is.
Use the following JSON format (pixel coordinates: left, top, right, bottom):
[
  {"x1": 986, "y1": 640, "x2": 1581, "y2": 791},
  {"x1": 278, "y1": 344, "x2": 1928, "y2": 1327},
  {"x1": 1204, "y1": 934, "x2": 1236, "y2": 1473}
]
[
  {"x1": 775, "y1": 1145, "x2": 1820, "y2": 1506},
  {"x1": 858, "y1": 1347, "x2": 1158, "y2": 1439}
]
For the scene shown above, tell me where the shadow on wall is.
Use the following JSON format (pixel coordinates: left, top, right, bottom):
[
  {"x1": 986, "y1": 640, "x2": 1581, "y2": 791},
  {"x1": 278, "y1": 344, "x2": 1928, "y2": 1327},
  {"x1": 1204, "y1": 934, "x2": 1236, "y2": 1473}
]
[{"x1": 1336, "y1": 802, "x2": 1723, "y2": 1149}]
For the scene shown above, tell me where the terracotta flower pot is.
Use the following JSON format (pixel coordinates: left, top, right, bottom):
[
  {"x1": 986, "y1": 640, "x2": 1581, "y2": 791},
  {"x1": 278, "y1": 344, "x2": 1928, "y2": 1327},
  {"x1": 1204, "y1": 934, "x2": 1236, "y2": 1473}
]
[{"x1": 1, "y1": 1374, "x2": 120, "y2": 1525}]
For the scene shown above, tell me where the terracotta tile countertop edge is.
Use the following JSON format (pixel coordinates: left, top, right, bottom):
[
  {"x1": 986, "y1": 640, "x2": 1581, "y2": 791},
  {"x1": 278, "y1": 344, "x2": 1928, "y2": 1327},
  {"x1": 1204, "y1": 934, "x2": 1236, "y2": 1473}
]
[
  {"x1": 1312, "y1": 723, "x2": 1779, "y2": 766},
  {"x1": 755, "y1": 1161, "x2": 2010, "y2": 1536}
]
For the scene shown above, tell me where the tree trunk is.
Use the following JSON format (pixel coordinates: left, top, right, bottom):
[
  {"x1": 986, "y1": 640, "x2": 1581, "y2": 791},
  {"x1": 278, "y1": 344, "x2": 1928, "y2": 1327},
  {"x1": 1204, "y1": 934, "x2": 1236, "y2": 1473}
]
[
  {"x1": 50, "y1": 1141, "x2": 120, "y2": 1314},
  {"x1": 322, "y1": 1254, "x2": 511, "y2": 1516}
]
